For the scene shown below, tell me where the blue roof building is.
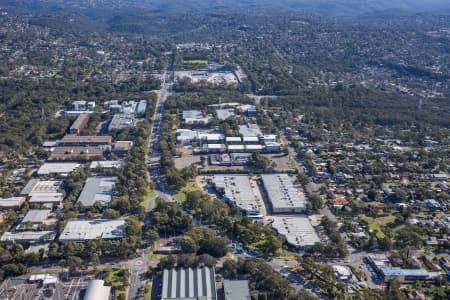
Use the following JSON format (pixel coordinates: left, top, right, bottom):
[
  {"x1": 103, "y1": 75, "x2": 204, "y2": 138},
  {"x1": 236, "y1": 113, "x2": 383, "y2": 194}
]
[{"x1": 381, "y1": 267, "x2": 441, "y2": 283}]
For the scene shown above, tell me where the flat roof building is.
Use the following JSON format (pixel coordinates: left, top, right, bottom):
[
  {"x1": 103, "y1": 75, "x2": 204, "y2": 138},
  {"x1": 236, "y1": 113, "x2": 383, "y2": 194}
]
[
  {"x1": 261, "y1": 174, "x2": 307, "y2": 213},
  {"x1": 245, "y1": 145, "x2": 264, "y2": 152},
  {"x1": 1, "y1": 231, "x2": 56, "y2": 244},
  {"x1": 239, "y1": 124, "x2": 262, "y2": 137},
  {"x1": 77, "y1": 177, "x2": 118, "y2": 208},
  {"x1": 226, "y1": 136, "x2": 242, "y2": 143},
  {"x1": 136, "y1": 100, "x2": 148, "y2": 115},
  {"x1": 216, "y1": 108, "x2": 235, "y2": 120},
  {"x1": 37, "y1": 162, "x2": 81, "y2": 175},
  {"x1": 83, "y1": 280, "x2": 111, "y2": 300},
  {"x1": 182, "y1": 110, "x2": 211, "y2": 124},
  {"x1": 21, "y1": 180, "x2": 63, "y2": 196},
  {"x1": 223, "y1": 280, "x2": 251, "y2": 300},
  {"x1": 228, "y1": 144, "x2": 245, "y2": 152},
  {"x1": 29, "y1": 193, "x2": 64, "y2": 207},
  {"x1": 59, "y1": 219, "x2": 126, "y2": 243},
  {"x1": 49, "y1": 146, "x2": 105, "y2": 161},
  {"x1": 0, "y1": 196, "x2": 26, "y2": 209},
  {"x1": 90, "y1": 160, "x2": 124, "y2": 169},
  {"x1": 21, "y1": 209, "x2": 51, "y2": 224},
  {"x1": 162, "y1": 267, "x2": 217, "y2": 300},
  {"x1": 112, "y1": 141, "x2": 133, "y2": 156},
  {"x1": 271, "y1": 216, "x2": 320, "y2": 248},
  {"x1": 60, "y1": 135, "x2": 112, "y2": 146},
  {"x1": 211, "y1": 175, "x2": 260, "y2": 217},
  {"x1": 69, "y1": 113, "x2": 90, "y2": 135},
  {"x1": 381, "y1": 267, "x2": 441, "y2": 283},
  {"x1": 108, "y1": 113, "x2": 135, "y2": 132},
  {"x1": 177, "y1": 129, "x2": 199, "y2": 145}
]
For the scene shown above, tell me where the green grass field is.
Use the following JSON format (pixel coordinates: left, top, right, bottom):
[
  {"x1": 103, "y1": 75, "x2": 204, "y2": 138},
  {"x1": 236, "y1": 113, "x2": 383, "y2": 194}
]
[
  {"x1": 175, "y1": 182, "x2": 198, "y2": 202},
  {"x1": 361, "y1": 217, "x2": 385, "y2": 239}
]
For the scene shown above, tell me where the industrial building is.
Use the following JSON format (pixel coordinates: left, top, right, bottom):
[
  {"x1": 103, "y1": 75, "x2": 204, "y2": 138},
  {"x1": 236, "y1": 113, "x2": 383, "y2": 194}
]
[
  {"x1": 1, "y1": 231, "x2": 56, "y2": 244},
  {"x1": 29, "y1": 193, "x2": 64, "y2": 208},
  {"x1": 333, "y1": 265, "x2": 353, "y2": 280},
  {"x1": 226, "y1": 136, "x2": 242, "y2": 144},
  {"x1": 21, "y1": 180, "x2": 63, "y2": 196},
  {"x1": 270, "y1": 216, "x2": 320, "y2": 248},
  {"x1": 60, "y1": 135, "x2": 111, "y2": 146},
  {"x1": 83, "y1": 280, "x2": 111, "y2": 300},
  {"x1": 162, "y1": 267, "x2": 217, "y2": 300},
  {"x1": 0, "y1": 196, "x2": 26, "y2": 209},
  {"x1": 182, "y1": 110, "x2": 212, "y2": 124},
  {"x1": 211, "y1": 175, "x2": 261, "y2": 217},
  {"x1": 112, "y1": 141, "x2": 133, "y2": 156},
  {"x1": 49, "y1": 146, "x2": 105, "y2": 161},
  {"x1": 209, "y1": 153, "x2": 252, "y2": 166},
  {"x1": 216, "y1": 108, "x2": 235, "y2": 120},
  {"x1": 37, "y1": 162, "x2": 81, "y2": 176},
  {"x1": 90, "y1": 160, "x2": 125, "y2": 169},
  {"x1": 136, "y1": 100, "x2": 148, "y2": 115},
  {"x1": 261, "y1": 174, "x2": 307, "y2": 213},
  {"x1": 69, "y1": 113, "x2": 90, "y2": 135},
  {"x1": 380, "y1": 267, "x2": 441, "y2": 283},
  {"x1": 239, "y1": 124, "x2": 262, "y2": 137},
  {"x1": 77, "y1": 176, "x2": 118, "y2": 208},
  {"x1": 108, "y1": 113, "x2": 135, "y2": 132},
  {"x1": 223, "y1": 280, "x2": 251, "y2": 300},
  {"x1": 20, "y1": 209, "x2": 51, "y2": 225},
  {"x1": 59, "y1": 219, "x2": 126, "y2": 243}
]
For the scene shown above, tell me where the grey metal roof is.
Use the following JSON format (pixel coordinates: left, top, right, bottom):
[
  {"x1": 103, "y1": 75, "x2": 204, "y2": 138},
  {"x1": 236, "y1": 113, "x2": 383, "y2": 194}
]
[
  {"x1": 83, "y1": 280, "x2": 111, "y2": 300},
  {"x1": 216, "y1": 109, "x2": 235, "y2": 120},
  {"x1": 59, "y1": 219, "x2": 126, "y2": 242},
  {"x1": 37, "y1": 163, "x2": 81, "y2": 175},
  {"x1": 108, "y1": 113, "x2": 135, "y2": 131},
  {"x1": 22, "y1": 209, "x2": 51, "y2": 224},
  {"x1": 261, "y1": 174, "x2": 306, "y2": 212},
  {"x1": 20, "y1": 179, "x2": 39, "y2": 195},
  {"x1": 77, "y1": 177, "x2": 117, "y2": 207},
  {"x1": 223, "y1": 280, "x2": 251, "y2": 300},
  {"x1": 1, "y1": 231, "x2": 56, "y2": 243},
  {"x1": 212, "y1": 175, "x2": 260, "y2": 216},
  {"x1": 238, "y1": 124, "x2": 262, "y2": 137},
  {"x1": 136, "y1": 100, "x2": 148, "y2": 114},
  {"x1": 271, "y1": 216, "x2": 320, "y2": 248},
  {"x1": 162, "y1": 267, "x2": 217, "y2": 300}
]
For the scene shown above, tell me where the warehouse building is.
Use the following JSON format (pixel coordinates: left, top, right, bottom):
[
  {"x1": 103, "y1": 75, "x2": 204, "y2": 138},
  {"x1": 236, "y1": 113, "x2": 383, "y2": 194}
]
[
  {"x1": 37, "y1": 162, "x2": 81, "y2": 176},
  {"x1": 0, "y1": 196, "x2": 26, "y2": 210},
  {"x1": 136, "y1": 100, "x2": 148, "y2": 115},
  {"x1": 216, "y1": 108, "x2": 235, "y2": 120},
  {"x1": 223, "y1": 280, "x2": 251, "y2": 300},
  {"x1": 112, "y1": 141, "x2": 133, "y2": 157},
  {"x1": 211, "y1": 175, "x2": 261, "y2": 217},
  {"x1": 182, "y1": 110, "x2": 212, "y2": 124},
  {"x1": 77, "y1": 177, "x2": 117, "y2": 208},
  {"x1": 60, "y1": 135, "x2": 112, "y2": 146},
  {"x1": 1, "y1": 231, "x2": 56, "y2": 244},
  {"x1": 49, "y1": 147, "x2": 105, "y2": 161},
  {"x1": 90, "y1": 160, "x2": 124, "y2": 169},
  {"x1": 21, "y1": 180, "x2": 63, "y2": 196},
  {"x1": 69, "y1": 113, "x2": 90, "y2": 135},
  {"x1": 20, "y1": 209, "x2": 51, "y2": 226},
  {"x1": 162, "y1": 267, "x2": 217, "y2": 300},
  {"x1": 270, "y1": 216, "x2": 320, "y2": 248},
  {"x1": 108, "y1": 113, "x2": 135, "y2": 132},
  {"x1": 83, "y1": 280, "x2": 111, "y2": 300},
  {"x1": 380, "y1": 267, "x2": 441, "y2": 283},
  {"x1": 239, "y1": 124, "x2": 262, "y2": 137},
  {"x1": 261, "y1": 174, "x2": 307, "y2": 213},
  {"x1": 29, "y1": 193, "x2": 64, "y2": 208},
  {"x1": 59, "y1": 219, "x2": 126, "y2": 243}
]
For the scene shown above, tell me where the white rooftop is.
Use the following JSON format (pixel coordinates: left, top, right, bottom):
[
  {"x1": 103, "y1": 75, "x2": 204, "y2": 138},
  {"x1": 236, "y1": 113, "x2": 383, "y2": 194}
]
[
  {"x1": 239, "y1": 124, "x2": 262, "y2": 137},
  {"x1": 90, "y1": 160, "x2": 125, "y2": 169},
  {"x1": 271, "y1": 216, "x2": 320, "y2": 248},
  {"x1": 77, "y1": 177, "x2": 117, "y2": 207},
  {"x1": 37, "y1": 163, "x2": 81, "y2": 175},
  {"x1": 59, "y1": 219, "x2": 126, "y2": 242},
  {"x1": 212, "y1": 175, "x2": 260, "y2": 216},
  {"x1": 261, "y1": 174, "x2": 307, "y2": 212}
]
